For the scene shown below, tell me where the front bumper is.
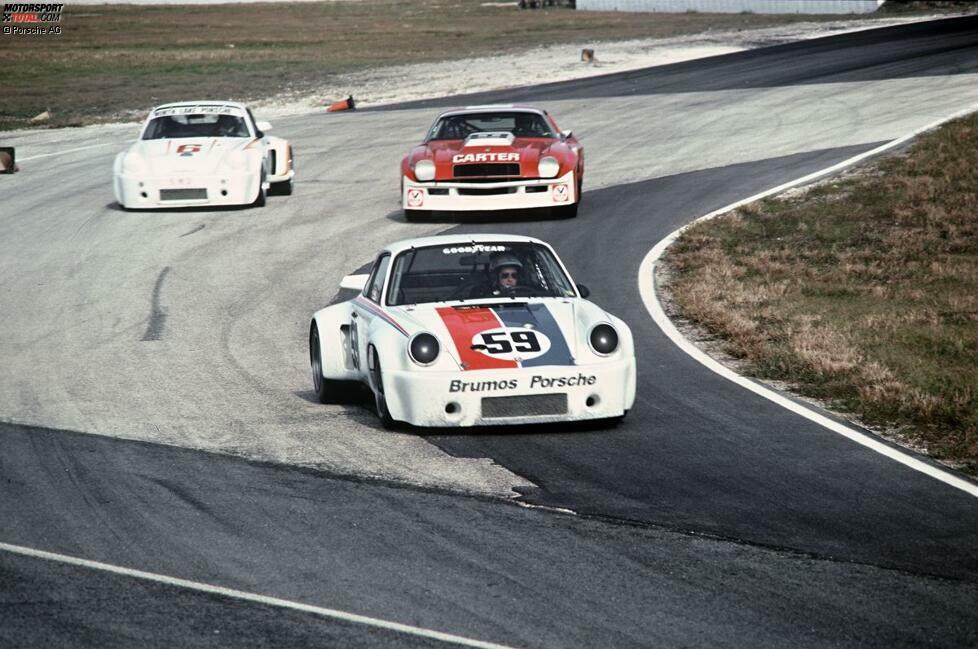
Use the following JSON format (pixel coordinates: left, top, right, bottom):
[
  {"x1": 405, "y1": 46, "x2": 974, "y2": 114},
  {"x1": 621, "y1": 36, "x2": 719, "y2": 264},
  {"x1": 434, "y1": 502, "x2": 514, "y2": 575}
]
[
  {"x1": 114, "y1": 171, "x2": 261, "y2": 209},
  {"x1": 383, "y1": 357, "x2": 635, "y2": 427},
  {"x1": 402, "y1": 170, "x2": 577, "y2": 212}
]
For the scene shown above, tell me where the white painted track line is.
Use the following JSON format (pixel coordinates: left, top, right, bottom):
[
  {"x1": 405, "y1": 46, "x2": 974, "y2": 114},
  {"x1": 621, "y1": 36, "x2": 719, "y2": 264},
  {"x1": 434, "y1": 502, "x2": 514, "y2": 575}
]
[
  {"x1": 0, "y1": 541, "x2": 521, "y2": 649},
  {"x1": 18, "y1": 142, "x2": 116, "y2": 162},
  {"x1": 638, "y1": 101, "x2": 978, "y2": 499}
]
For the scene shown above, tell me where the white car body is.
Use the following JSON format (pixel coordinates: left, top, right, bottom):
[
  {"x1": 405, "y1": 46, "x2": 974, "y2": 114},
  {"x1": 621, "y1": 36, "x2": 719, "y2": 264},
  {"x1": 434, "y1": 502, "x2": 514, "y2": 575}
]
[
  {"x1": 309, "y1": 234, "x2": 636, "y2": 428},
  {"x1": 113, "y1": 101, "x2": 294, "y2": 209}
]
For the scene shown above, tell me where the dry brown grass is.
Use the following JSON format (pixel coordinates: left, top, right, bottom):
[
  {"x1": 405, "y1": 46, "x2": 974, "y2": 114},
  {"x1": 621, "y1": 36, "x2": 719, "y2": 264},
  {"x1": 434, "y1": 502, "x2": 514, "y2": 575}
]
[
  {"x1": 0, "y1": 1, "x2": 886, "y2": 130},
  {"x1": 662, "y1": 112, "x2": 978, "y2": 475}
]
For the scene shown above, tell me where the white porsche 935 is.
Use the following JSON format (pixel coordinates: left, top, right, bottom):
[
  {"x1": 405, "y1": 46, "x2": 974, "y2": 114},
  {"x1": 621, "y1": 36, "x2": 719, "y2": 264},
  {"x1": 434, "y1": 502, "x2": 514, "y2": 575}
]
[
  {"x1": 309, "y1": 234, "x2": 636, "y2": 428},
  {"x1": 113, "y1": 101, "x2": 294, "y2": 209}
]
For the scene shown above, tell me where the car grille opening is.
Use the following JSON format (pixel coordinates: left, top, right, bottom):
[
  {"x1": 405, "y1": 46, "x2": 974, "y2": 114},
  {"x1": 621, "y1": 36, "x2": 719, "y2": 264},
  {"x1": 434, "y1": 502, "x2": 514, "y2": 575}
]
[
  {"x1": 454, "y1": 163, "x2": 520, "y2": 178},
  {"x1": 482, "y1": 393, "x2": 567, "y2": 418},
  {"x1": 457, "y1": 187, "x2": 518, "y2": 196},
  {"x1": 160, "y1": 188, "x2": 207, "y2": 201}
]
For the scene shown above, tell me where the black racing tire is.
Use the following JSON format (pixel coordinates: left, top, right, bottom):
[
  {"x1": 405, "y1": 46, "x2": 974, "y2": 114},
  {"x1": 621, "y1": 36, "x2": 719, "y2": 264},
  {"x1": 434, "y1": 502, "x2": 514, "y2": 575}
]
[
  {"x1": 310, "y1": 323, "x2": 350, "y2": 404},
  {"x1": 253, "y1": 170, "x2": 267, "y2": 207},
  {"x1": 272, "y1": 176, "x2": 294, "y2": 196},
  {"x1": 369, "y1": 346, "x2": 398, "y2": 429},
  {"x1": 555, "y1": 201, "x2": 579, "y2": 219},
  {"x1": 596, "y1": 411, "x2": 628, "y2": 429}
]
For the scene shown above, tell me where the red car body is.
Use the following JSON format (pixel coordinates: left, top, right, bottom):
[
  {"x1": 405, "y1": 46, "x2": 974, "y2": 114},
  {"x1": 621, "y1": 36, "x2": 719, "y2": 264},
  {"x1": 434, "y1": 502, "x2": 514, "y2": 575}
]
[{"x1": 400, "y1": 105, "x2": 584, "y2": 219}]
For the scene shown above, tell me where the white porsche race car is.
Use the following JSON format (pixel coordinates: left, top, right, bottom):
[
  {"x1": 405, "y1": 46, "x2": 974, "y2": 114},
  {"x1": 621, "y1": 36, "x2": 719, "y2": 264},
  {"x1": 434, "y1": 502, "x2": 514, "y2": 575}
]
[
  {"x1": 309, "y1": 234, "x2": 636, "y2": 428},
  {"x1": 113, "y1": 101, "x2": 294, "y2": 209}
]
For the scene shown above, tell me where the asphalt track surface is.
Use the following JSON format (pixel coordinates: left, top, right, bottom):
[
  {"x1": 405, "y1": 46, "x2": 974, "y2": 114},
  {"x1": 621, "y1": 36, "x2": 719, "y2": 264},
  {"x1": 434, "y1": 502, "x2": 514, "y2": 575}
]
[{"x1": 2, "y1": 16, "x2": 978, "y2": 648}]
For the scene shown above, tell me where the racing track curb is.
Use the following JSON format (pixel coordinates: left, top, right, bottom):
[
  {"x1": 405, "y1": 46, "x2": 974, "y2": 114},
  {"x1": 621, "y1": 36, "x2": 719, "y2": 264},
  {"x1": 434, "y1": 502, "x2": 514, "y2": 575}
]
[{"x1": 638, "y1": 101, "x2": 978, "y2": 499}]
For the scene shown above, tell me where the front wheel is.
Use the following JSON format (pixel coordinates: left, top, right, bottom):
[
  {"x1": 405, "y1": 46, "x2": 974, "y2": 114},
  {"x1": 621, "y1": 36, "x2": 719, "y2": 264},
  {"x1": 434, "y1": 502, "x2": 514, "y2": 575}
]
[
  {"x1": 404, "y1": 209, "x2": 429, "y2": 222},
  {"x1": 596, "y1": 411, "x2": 628, "y2": 429},
  {"x1": 253, "y1": 170, "x2": 267, "y2": 207},
  {"x1": 369, "y1": 346, "x2": 398, "y2": 429},
  {"x1": 555, "y1": 202, "x2": 578, "y2": 219}
]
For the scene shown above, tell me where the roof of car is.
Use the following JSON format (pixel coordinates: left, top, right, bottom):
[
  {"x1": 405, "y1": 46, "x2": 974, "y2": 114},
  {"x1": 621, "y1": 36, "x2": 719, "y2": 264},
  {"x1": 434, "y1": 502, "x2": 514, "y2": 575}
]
[
  {"x1": 151, "y1": 101, "x2": 249, "y2": 112},
  {"x1": 382, "y1": 233, "x2": 550, "y2": 256},
  {"x1": 436, "y1": 105, "x2": 546, "y2": 119}
]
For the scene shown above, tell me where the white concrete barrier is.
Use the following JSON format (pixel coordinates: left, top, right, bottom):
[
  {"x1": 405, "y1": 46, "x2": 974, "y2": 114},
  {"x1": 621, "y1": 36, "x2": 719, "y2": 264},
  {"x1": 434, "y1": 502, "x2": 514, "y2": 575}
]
[{"x1": 576, "y1": 0, "x2": 885, "y2": 14}]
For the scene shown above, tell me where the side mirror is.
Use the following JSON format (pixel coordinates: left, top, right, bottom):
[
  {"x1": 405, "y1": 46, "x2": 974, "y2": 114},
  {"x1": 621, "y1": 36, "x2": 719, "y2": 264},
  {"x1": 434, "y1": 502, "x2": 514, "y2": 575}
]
[
  {"x1": 256, "y1": 120, "x2": 273, "y2": 132},
  {"x1": 340, "y1": 274, "x2": 369, "y2": 292},
  {"x1": 576, "y1": 283, "x2": 590, "y2": 299},
  {"x1": 561, "y1": 130, "x2": 573, "y2": 140}
]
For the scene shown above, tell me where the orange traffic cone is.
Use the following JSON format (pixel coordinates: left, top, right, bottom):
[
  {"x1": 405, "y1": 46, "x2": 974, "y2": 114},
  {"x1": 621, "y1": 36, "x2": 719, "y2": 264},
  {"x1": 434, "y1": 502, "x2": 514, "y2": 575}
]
[
  {"x1": 327, "y1": 95, "x2": 356, "y2": 112},
  {"x1": 0, "y1": 147, "x2": 15, "y2": 174}
]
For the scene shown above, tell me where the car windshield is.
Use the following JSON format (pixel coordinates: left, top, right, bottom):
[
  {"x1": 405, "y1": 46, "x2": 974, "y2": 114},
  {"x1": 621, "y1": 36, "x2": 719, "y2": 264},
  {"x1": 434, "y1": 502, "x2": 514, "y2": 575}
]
[
  {"x1": 142, "y1": 112, "x2": 250, "y2": 140},
  {"x1": 386, "y1": 242, "x2": 577, "y2": 306},
  {"x1": 427, "y1": 112, "x2": 555, "y2": 141}
]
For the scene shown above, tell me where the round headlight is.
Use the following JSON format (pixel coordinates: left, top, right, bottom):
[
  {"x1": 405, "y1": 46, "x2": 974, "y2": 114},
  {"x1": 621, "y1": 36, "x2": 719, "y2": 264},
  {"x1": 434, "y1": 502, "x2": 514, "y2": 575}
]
[
  {"x1": 589, "y1": 324, "x2": 619, "y2": 356},
  {"x1": 538, "y1": 156, "x2": 560, "y2": 179},
  {"x1": 414, "y1": 159, "x2": 436, "y2": 182},
  {"x1": 409, "y1": 332, "x2": 440, "y2": 365},
  {"x1": 123, "y1": 153, "x2": 147, "y2": 174}
]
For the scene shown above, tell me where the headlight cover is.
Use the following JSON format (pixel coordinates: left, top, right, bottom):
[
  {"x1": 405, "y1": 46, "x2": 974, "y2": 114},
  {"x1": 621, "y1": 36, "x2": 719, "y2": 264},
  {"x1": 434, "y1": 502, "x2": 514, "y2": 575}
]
[
  {"x1": 414, "y1": 159, "x2": 436, "y2": 182},
  {"x1": 228, "y1": 150, "x2": 249, "y2": 170},
  {"x1": 538, "y1": 156, "x2": 560, "y2": 179},
  {"x1": 408, "y1": 332, "x2": 440, "y2": 366},
  {"x1": 588, "y1": 323, "x2": 619, "y2": 356}
]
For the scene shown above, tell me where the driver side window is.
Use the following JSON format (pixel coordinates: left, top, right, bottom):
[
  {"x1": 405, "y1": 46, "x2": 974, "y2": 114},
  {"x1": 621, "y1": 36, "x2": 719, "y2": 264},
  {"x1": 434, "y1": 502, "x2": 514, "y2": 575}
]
[{"x1": 365, "y1": 254, "x2": 390, "y2": 304}]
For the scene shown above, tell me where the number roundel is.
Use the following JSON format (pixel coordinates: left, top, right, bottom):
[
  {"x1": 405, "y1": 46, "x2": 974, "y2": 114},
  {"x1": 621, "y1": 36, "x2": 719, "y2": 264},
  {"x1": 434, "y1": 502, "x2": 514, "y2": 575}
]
[{"x1": 470, "y1": 327, "x2": 551, "y2": 361}]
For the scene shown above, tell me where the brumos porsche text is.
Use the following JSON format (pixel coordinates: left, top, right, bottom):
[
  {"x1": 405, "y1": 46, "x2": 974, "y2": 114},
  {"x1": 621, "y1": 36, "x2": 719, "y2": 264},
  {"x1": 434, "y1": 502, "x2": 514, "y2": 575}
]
[
  {"x1": 450, "y1": 374, "x2": 597, "y2": 393},
  {"x1": 451, "y1": 152, "x2": 520, "y2": 164}
]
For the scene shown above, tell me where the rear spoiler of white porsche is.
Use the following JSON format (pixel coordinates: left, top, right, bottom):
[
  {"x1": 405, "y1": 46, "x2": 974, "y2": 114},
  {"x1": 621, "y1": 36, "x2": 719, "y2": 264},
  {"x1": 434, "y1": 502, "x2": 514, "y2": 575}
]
[{"x1": 340, "y1": 274, "x2": 369, "y2": 291}]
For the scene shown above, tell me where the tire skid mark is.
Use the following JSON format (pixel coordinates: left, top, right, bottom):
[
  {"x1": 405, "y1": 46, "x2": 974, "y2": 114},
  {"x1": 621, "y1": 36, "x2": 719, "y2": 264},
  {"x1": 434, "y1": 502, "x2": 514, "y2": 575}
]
[
  {"x1": 141, "y1": 267, "x2": 170, "y2": 342},
  {"x1": 179, "y1": 224, "x2": 206, "y2": 238}
]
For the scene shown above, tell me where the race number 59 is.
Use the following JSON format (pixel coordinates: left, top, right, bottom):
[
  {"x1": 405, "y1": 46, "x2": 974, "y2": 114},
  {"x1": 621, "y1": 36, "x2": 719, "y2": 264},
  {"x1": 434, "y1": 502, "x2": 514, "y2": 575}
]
[{"x1": 470, "y1": 327, "x2": 551, "y2": 361}]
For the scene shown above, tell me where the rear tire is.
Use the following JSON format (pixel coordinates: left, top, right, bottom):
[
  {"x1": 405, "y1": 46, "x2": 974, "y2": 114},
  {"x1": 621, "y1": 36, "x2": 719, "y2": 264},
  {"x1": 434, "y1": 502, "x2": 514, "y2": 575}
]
[{"x1": 272, "y1": 176, "x2": 293, "y2": 196}]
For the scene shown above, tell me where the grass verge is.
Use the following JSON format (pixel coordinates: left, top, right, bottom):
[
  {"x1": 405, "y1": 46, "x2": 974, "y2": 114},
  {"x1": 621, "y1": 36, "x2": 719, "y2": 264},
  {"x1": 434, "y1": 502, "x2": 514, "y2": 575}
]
[
  {"x1": 660, "y1": 111, "x2": 978, "y2": 476},
  {"x1": 0, "y1": 0, "x2": 903, "y2": 131}
]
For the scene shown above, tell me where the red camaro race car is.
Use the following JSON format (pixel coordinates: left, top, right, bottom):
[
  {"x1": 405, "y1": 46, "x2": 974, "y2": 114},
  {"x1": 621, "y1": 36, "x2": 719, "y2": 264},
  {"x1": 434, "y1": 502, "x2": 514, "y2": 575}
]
[{"x1": 401, "y1": 105, "x2": 584, "y2": 219}]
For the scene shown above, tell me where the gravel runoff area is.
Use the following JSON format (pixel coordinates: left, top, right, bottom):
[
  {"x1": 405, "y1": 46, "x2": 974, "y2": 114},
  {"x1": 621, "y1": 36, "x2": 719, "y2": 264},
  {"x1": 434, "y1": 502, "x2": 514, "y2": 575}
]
[
  {"x1": 250, "y1": 15, "x2": 943, "y2": 117},
  {"x1": 0, "y1": 12, "x2": 946, "y2": 139}
]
